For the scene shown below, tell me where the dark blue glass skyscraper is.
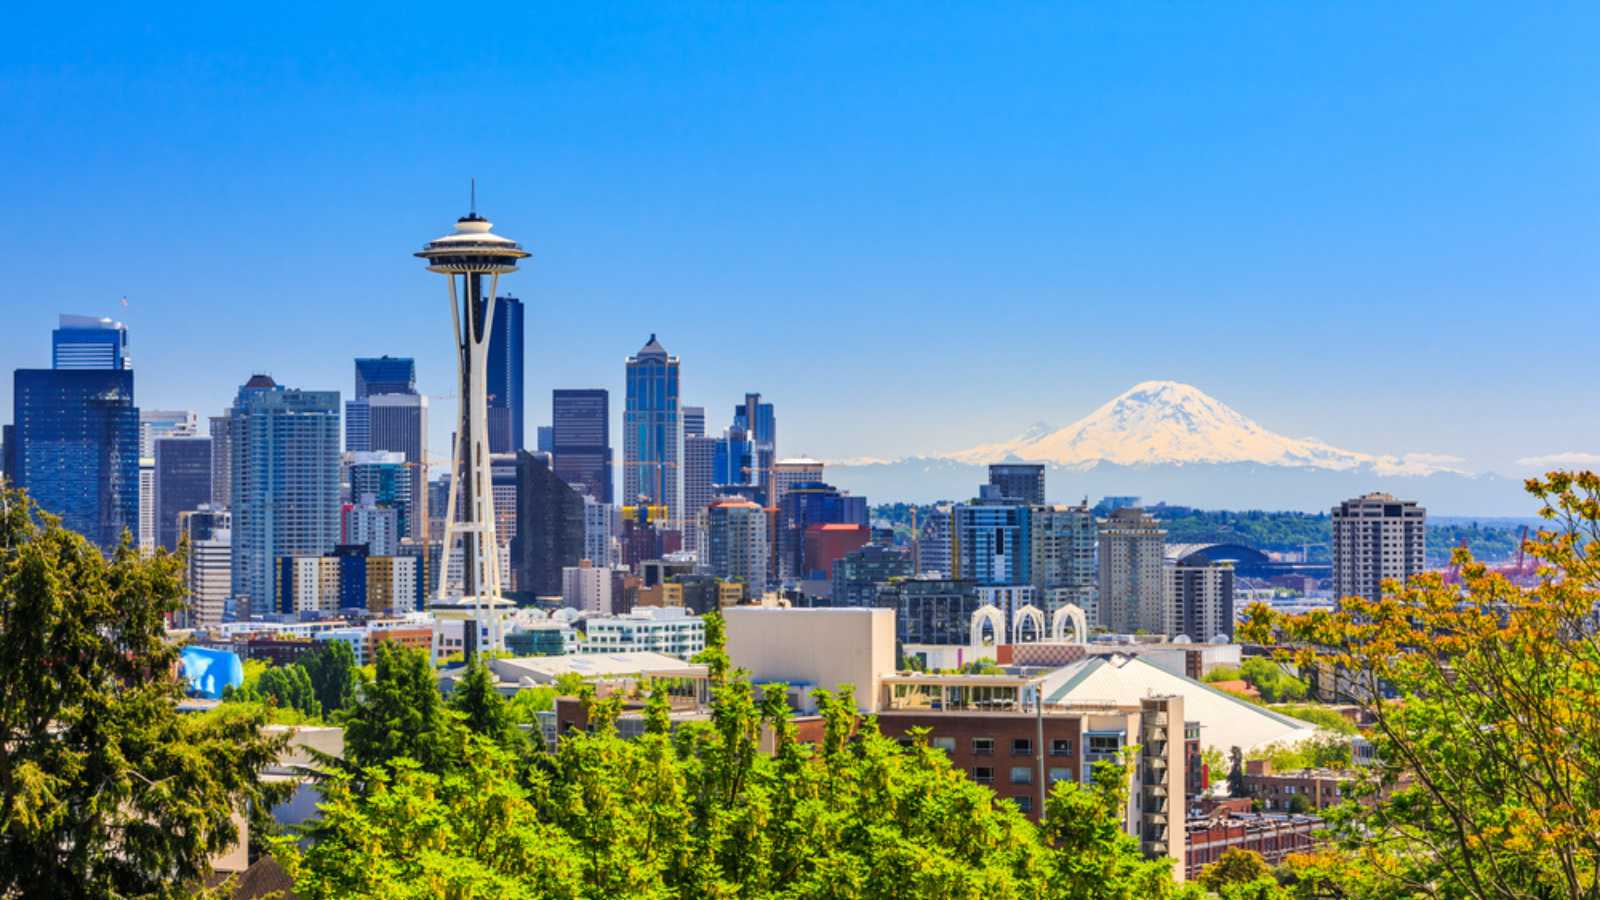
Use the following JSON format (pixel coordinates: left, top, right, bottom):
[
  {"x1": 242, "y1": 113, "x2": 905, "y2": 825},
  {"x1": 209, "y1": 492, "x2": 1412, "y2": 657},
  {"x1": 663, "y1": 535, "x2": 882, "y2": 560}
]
[
  {"x1": 552, "y1": 388, "x2": 612, "y2": 503},
  {"x1": 346, "y1": 356, "x2": 417, "y2": 452},
  {"x1": 12, "y1": 369, "x2": 139, "y2": 551},
  {"x1": 487, "y1": 295, "x2": 524, "y2": 453},
  {"x1": 51, "y1": 314, "x2": 130, "y2": 370}
]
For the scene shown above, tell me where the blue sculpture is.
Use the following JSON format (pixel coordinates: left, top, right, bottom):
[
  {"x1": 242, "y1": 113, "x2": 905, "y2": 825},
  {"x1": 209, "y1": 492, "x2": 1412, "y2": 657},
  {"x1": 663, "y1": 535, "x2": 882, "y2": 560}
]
[{"x1": 180, "y1": 646, "x2": 244, "y2": 700}]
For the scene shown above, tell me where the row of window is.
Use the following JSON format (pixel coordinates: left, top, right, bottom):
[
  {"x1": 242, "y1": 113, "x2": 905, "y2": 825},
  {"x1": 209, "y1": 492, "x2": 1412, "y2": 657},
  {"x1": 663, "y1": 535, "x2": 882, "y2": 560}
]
[{"x1": 973, "y1": 766, "x2": 1076, "y2": 786}]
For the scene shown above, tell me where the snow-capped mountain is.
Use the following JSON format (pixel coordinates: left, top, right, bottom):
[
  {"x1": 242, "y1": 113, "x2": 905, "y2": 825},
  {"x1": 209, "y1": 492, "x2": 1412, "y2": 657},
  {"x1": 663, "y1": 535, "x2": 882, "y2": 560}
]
[{"x1": 945, "y1": 380, "x2": 1464, "y2": 476}]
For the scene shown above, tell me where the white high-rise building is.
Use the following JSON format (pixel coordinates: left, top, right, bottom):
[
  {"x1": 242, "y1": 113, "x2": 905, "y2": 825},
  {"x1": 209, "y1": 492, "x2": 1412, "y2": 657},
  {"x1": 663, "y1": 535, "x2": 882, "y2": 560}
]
[
  {"x1": 582, "y1": 495, "x2": 617, "y2": 566},
  {"x1": 1165, "y1": 548, "x2": 1235, "y2": 641},
  {"x1": 345, "y1": 496, "x2": 400, "y2": 556},
  {"x1": 1332, "y1": 492, "x2": 1426, "y2": 603},
  {"x1": 1097, "y1": 507, "x2": 1166, "y2": 633}
]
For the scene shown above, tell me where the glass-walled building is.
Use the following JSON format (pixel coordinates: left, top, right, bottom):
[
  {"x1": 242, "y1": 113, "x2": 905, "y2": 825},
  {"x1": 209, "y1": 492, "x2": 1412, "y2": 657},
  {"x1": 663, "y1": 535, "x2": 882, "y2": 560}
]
[
  {"x1": 623, "y1": 335, "x2": 681, "y2": 527},
  {"x1": 11, "y1": 368, "x2": 139, "y2": 551}
]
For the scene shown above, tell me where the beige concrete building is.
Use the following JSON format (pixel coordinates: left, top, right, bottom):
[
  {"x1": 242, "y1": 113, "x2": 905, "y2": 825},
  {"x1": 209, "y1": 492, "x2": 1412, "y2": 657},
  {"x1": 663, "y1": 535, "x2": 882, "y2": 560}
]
[{"x1": 723, "y1": 606, "x2": 895, "y2": 713}]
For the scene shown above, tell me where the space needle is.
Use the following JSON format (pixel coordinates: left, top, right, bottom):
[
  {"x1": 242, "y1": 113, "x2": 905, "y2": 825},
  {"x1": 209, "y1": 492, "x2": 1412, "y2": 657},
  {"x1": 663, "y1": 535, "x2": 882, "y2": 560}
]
[{"x1": 416, "y1": 186, "x2": 529, "y2": 656}]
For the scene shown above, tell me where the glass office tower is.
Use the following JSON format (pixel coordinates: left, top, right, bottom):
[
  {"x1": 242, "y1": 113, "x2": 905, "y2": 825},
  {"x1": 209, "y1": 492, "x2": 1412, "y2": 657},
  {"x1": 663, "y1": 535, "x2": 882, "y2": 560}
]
[
  {"x1": 623, "y1": 335, "x2": 681, "y2": 526},
  {"x1": 11, "y1": 369, "x2": 139, "y2": 551}
]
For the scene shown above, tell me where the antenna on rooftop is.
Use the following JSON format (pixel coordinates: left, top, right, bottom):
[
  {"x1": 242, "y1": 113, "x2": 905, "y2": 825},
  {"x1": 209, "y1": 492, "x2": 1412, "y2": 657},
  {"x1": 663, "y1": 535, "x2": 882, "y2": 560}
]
[{"x1": 470, "y1": 177, "x2": 476, "y2": 216}]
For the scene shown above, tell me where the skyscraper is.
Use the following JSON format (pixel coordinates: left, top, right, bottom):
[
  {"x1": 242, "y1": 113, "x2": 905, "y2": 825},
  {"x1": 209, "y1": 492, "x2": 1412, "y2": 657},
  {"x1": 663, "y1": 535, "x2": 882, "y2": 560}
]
[
  {"x1": 1165, "y1": 546, "x2": 1235, "y2": 640},
  {"x1": 1029, "y1": 503, "x2": 1096, "y2": 614},
  {"x1": 139, "y1": 410, "x2": 197, "y2": 553},
  {"x1": 1332, "y1": 492, "x2": 1426, "y2": 603},
  {"x1": 52, "y1": 314, "x2": 130, "y2": 370},
  {"x1": 229, "y1": 375, "x2": 341, "y2": 617},
  {"x1": 950, "y1": 491, "x2": 1032, "y2": 586},
  {"x1": 510, "y1": 450, "x2": 586, "y2": 597},
  {"x1": 179, "y1": 507, "x2": 231, "y2": 629},
  {"x1": 367, "y1": 393, "x2": 429, "y2": 540},
  {"x1": 347, "y1": 450, "x2": 414, "y2": 540},
  {"x1": 988, "y1": 463, "x2": 1046, "y2": 505},
  {"x1": 346, "y1": 356, "x2": 416, "y2": 452},
  {"x1": 734, "y1": 393, "x2": 776, "y2": 502},
  {"x1": 623, "y1": 335, "x2": 682, "y2": 525},
  {"x1": 552, "y1": 389, "x2": 613, "y2": 503},
  {"x1": 705, "y1": 496, "x2": 768, "y2": 599},
  {"x1": 11, "y1": 368, "x2": 139, "y2": 552},
  {"x1": 771, "y1": 458, "x2": 825, "y2": 510},
  {"x1": 208, "y1": 414, "x2": 233, "y2": 509},
  {"x1": 154, "y1": 436, "x2": 212, "y2": 551},
  {"x1": 1097, "y1": 507, "x2": 1167, "y2": 633},
  {"x1": 487, "y1": 295, "x2": 525, "y2": 453},
  {"x1": 682, "y1": 433, "x2": 718, "y2": 555}
]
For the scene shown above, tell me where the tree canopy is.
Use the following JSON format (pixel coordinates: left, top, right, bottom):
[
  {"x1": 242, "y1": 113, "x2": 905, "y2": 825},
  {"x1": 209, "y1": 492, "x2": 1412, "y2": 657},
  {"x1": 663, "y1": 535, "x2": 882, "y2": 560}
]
[{"x1": 0, "y1": 487, "x2": 288, "y2": 898}]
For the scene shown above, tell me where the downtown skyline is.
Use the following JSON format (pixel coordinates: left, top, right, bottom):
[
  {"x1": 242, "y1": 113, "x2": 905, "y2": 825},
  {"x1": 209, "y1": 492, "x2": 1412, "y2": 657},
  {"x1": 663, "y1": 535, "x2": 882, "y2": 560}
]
[{"x1": 1, "y1": 3, "x2": 1596, "y2": 478}]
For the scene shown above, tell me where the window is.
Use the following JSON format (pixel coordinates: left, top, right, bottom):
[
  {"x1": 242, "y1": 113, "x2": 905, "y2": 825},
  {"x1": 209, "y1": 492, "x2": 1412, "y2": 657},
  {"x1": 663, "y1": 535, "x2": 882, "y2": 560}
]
[
  {"x1": 1014, "y1": 795, "x2": 1033, "y2": 813},
  {"x1": 1050, "y1": 739, "x2": 1073, "y2": 756},
  {"x1": 1010, "y1": 766, "x2": 1033, "y2": 785},
  {"x1": 973, "y1": 737, "x2": 994, "y2": 756},
  {"x1": 932, "y1": 736, "x2": 956, "y2": 754},
  {"x1": 1048, "y1": 767, "x2": 1072, "y2": 784},
  {"x1": 974, "y1": 767, "x2": 994, "y2": 785},
  {"x1": 1011, "y1": 737, "x2": 1032, "y2": 756},
  {"x1": 1087, "y1": 734, "x2": 1122, "y2": 755}
]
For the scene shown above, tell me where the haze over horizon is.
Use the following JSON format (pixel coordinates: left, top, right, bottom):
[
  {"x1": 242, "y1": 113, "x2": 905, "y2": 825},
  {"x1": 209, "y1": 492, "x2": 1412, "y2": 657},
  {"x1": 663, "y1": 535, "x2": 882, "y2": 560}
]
[{"x1": 2, "y1": 3, "x2": 1596, "y2": 482}]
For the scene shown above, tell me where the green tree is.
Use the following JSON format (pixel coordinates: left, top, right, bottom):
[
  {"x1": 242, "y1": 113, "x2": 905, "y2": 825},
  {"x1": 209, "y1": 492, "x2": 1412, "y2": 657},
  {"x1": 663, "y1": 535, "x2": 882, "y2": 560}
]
[
  {"x1": 1199, "y1": 848, "x2": 1275, "y2": 892},
  {"x1": 342, "y1": 640, "x2": 463, "y2": 775},
  {"x1": 279, "y1": 741, "x2": 583, "y2": 899},
  {"x1": 1239, "y1": 658, "x2": 1308, "y2": 703},
  {"x1": 301, "y1": 639, "x2": 357, "y2": 715},
  {"x1": 449, "y1": 654, "x2": 523, "y2": 752},
  {"x1": 256, "y1": 664, "x2": 321, "y2": 719},
  {"x1": 1041, "y1": 756, "x2": 1193, "y2": 898},
  {"x1": 0, "y1": 488, "x2": 288, "y2": 898},
  {"x1": 1239, "y1": 471, "x2": 1600, "y2": 899}
]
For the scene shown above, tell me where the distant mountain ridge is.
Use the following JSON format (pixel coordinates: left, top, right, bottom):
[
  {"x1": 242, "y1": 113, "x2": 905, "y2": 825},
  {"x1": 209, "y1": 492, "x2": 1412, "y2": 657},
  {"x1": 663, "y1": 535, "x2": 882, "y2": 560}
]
[
  {"x1": 824, "y1": 381, "x2": 1528, "y2": 514},
  {"x1": 944, "y1": 380, "x2": 1465, "y2": 476}
]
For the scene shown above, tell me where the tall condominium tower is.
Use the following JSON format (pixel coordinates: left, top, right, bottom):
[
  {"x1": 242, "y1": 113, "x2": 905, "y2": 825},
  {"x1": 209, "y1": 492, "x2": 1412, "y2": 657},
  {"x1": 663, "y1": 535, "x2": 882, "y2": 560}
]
[
  {"x1": 950, "y1": 492, "x2": 1032, "y2": 586},
  {"x1": 229, "y1": 375, "x2": 341, "y2": 616},
  {"x1": 988, "y1": 462, "x2": 1046, "y2": 505},
  {"x1": 11, "y1": 368, "x2": 139, "y2": 552},
  {"x1": 682, "y1": 432, "x2": 718, "y2": 555},
  {"x1": 487, "y1": 295, "x2": 525, "y2": 453},
  {"x1": 623, "y1": 335, "x2": 682, "y2": 526},
  {"x1": 1030, "y1": 503, "x2": 1096, "y2": 614},
  {"x1": 552, "y1": 388, "x2": 612, "y2": 503},
  {"x1": 346, "y1": 356, "x2": 416, "y2": 452},
  {"x1": 1097, "y1": 507, "x2": 1167, "y2": 633},
  {"x1": 153, "y1": 435, "x2": 212, "y2": 551},
  {"x1": 1165, "y1": 546, "x2": 1235, "y2": 640},
  {"x1": 705, "y1": 496, "x2": 768, "y2": 599},
  {"x1": 138, "y1": 410, "x2": 197, "y2": 554},
  {"x1": 416, "y1": 204, "x2": 530, "y2": 654},
  {"x1": 52, "y1": 314, "x2": 130, "y2": 370},
  {"x1": 1332, "y1": 492, "x2": 1426, "y2": 602}
]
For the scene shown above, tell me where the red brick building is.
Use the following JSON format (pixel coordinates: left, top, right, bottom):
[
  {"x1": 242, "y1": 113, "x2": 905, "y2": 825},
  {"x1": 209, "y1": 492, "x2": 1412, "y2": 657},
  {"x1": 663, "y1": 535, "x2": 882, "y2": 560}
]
[{"x1": 1184, "y1": 812, "x2": 1319, "y2": 879}]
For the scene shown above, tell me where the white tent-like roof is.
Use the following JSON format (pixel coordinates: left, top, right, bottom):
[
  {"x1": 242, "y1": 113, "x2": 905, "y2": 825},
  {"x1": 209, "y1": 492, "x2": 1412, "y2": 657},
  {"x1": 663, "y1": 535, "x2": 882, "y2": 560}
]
[{"x1": 1039, "y1": 654, "x2": 1322, "y2": 754}]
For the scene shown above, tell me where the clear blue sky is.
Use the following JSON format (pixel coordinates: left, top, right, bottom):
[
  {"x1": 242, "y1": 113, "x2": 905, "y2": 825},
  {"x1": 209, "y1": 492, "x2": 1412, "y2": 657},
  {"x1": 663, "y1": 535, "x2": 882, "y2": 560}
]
[{"x1": 2, "y1": 3, "x2": 1595, "y2": 474}]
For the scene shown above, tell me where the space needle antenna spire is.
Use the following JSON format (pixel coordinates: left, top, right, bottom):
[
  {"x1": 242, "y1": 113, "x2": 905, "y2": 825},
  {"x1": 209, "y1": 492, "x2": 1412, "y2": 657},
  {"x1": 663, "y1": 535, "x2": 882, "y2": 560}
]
[{"x1": 415, "y1": 190, "x2": 530, "y2": 659}]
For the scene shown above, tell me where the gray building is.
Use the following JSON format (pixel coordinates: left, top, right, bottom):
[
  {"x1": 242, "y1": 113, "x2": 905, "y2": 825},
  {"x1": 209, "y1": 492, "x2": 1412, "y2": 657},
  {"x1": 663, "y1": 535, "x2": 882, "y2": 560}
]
[
  {"x1": 876, "y1": 577, "x2": 981, "y2": 650},
  {"x1": 1030, "y1": 503, "x2": 1096, "y2": 613},
  {"x1": 208, "y1": 414, "x2": 232, "y2": 509},
  {"x1": 682, "y1": 432, "x2": 718, "y2": 555},
  {"x1": 1165, "y1": 545, "x2": 1236, "y2": 641},
  {"x1": 1097, "y1": 507, "x2": 1167, "y2": 633},
  {"x1": 229, "y1": 375, "x2": 341, "y2": 617},
  {"x1": 1332, "y1": 492, "x2": 1426, "y2": 603},
  {"x1": 367, "y1": 393, "x2": 428, "y2": 540},
  {"x1": 832, "y1": 543, "x2": 913, "y2": 608},
  {"x1": 988, "y1": 462, "x2": 1046, "y2": 505},
  {"x1": 705, "y1": 496, "x2": 768, "y2": 599}
]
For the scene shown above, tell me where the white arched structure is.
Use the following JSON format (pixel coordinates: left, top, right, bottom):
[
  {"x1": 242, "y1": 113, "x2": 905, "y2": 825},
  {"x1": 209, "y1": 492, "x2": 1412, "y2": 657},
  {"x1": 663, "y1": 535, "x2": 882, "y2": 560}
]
[
  {"x1": 970, "y1": 604, "x2": 1005, "y2": 651},
  {"x1": 1012, "y1": 604, "x2": 1046, "y2": 643},
  {"x1": 1050, "y1": 604, "x2": 1089, "y2": 645}
]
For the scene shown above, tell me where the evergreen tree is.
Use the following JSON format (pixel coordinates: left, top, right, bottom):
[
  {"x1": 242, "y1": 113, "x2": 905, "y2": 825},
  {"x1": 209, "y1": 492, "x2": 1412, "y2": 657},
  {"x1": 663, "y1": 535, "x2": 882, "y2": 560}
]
[
  {"x1": 342, "y1": 640, "x2": 463, "y2": 775},
  {"x1": 257, "y1": 663, "x2": 321, "y2": 719},
  {"x1": 0, "y1": 488, "x2": 288, "y2": 898},
  {"x1": 449, "y1": 654, "x2": 524, "y2": 752},
  {"x1": 302, "y1": 638, "x2": 357, "y2": 715}
]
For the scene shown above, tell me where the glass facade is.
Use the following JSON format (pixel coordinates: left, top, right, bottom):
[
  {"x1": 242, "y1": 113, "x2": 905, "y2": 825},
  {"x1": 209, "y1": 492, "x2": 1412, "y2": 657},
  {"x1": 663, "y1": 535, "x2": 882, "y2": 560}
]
[
  {"x1": 51, "y1": 315, "x2": 130, "y2": 370},
  {"x1": 154, "y1": 436, "x2": 212, "y2": 551},
  {"x1": 12, "y1": 369, "x2": 139, "y2": 552},
  {"x1": 952, "y1": 500, "x2": 1032, "y2": 585},
  {"x1": 623, "y1": 335, "x2": 681, "y2": 523},
  {"x1": 552, "y1": 388, "x2": 612, "y2": 503},
  {"x1": 777, "y1": 481, "x2": 868, "y2": 581},
  {"x1": 230, "y1": 378, "x2": 342, "y2": 616},
  {"x1": 486, "y1": 295, "x2": 525, "y2": 453}
]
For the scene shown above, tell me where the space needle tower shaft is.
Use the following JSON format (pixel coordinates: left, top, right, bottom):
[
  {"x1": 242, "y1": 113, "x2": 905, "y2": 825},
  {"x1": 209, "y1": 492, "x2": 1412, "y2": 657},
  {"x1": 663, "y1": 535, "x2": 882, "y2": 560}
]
[{"x1": 415, "y1": 189, "x2": 529, "y2": 655}]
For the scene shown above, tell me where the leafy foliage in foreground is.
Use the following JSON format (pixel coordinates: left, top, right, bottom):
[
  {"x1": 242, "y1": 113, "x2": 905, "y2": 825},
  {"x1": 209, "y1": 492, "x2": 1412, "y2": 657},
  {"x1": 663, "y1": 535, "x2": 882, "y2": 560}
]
[
  {"x1": 278, "y1": 613, "x2": 1198, "y2": 899},
  {"x1": 1240, "y1": 471, "x2": 1600, "y2": 898},
  {"x1": 0, "y1": 488, "x2": 288, "y2": 899}
]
